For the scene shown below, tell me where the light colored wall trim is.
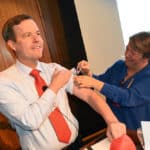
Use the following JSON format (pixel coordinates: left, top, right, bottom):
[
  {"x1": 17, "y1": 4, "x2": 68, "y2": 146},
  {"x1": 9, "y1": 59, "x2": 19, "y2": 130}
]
[{"x1": 75, "y1": 0, "x2": 124, "y2": 74}]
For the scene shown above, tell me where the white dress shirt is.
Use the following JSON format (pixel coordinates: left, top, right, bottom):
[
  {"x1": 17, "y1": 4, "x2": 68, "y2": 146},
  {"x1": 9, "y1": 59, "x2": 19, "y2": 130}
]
[{"x1": 0, "y1": 60, "x2": 79, "y2": 150}]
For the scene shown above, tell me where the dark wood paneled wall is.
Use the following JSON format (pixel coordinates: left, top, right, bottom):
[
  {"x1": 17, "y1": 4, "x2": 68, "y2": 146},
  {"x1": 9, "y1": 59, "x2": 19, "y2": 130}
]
[
  {"x1": 38, "y1": 0, "x2": 70, "y2": 67},
  {"x1": 38, "y1": 0, "x2": 87, "y2": 68}
]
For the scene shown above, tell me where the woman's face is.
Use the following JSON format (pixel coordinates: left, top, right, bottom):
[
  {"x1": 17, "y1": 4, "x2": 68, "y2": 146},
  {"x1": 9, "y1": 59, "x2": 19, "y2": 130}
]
[{"x1": 125, "y1": 41, "x2": 148, "y2": 69}]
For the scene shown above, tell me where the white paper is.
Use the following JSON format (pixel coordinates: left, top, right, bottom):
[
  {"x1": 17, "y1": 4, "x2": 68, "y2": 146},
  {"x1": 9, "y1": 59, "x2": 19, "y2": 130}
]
[
  {"x1": 141, "y1": 121, "x2": 150, "y2": 150},
  {"x1": 91, "y1": 138, "x2": 110, "y2": 150}
]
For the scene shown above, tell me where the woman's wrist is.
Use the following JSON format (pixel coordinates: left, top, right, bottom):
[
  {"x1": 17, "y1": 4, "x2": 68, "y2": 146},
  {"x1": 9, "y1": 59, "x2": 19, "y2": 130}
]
[{"x1": 95, "y1": 81, "x2": 104, "y2": 91}]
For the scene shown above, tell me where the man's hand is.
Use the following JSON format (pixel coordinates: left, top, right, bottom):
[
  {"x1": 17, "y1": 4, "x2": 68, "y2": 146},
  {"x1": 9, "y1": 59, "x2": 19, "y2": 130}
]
[
  {"x1": 106, "y1": 122, "x2": 126, "y2": 141},
  {"x1": 49, "y1": 69, "x2": 72, "y2": 93}
]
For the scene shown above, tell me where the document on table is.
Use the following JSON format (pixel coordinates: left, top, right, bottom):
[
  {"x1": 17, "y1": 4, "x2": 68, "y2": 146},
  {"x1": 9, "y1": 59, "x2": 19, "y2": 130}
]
[
  {"x1": 91, "y1": 138, "x2": 110, "y2": 150},
  {"x1": 141, "y1": 121, "x2": 150, "y2": 150}
]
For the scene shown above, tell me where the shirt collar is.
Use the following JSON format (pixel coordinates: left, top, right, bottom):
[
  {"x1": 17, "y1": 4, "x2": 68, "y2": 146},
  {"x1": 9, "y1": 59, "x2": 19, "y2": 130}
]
[{"x1": 15, "y1": 60, "x2": 43, "y2": 75}]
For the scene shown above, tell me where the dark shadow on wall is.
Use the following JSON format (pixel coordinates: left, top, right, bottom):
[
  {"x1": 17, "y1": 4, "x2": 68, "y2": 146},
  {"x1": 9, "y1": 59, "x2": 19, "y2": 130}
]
[{"x1": 58, "y1": 0, "x2": 87, "y2": 68}]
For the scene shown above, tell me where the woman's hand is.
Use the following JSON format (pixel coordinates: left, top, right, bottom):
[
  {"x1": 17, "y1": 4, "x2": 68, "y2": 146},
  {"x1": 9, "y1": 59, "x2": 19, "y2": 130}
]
[
  {"x1": 74, "y1": 75, "x2": 104, "y2": 91},
  {"x1": 49, "y1": 69, "x2": 72, "y2": 93},
  {"x1": 77, "y1": 60, "x2": 92, "y2": 76}
]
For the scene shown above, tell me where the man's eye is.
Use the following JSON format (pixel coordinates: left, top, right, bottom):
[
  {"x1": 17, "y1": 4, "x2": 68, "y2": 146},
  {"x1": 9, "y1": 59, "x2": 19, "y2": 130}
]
[
  {"x1": 37, "y1": 31, "x2": 41, "y2": 36},
  {"x1": 23, "y1": 33, "x2": 31, "y2": 38}
]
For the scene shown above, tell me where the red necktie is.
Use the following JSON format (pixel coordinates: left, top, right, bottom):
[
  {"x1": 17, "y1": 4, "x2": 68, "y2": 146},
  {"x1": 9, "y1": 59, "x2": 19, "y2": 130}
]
[{"x1": 30, "y1": 69, "x2": 71, "y2": 143}]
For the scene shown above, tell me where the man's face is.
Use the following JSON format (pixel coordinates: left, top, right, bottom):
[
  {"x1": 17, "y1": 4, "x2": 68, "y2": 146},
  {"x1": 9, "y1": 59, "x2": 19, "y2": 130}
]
[{"x1": 9, "y1": 19, "x2": 44, "y2": 63}]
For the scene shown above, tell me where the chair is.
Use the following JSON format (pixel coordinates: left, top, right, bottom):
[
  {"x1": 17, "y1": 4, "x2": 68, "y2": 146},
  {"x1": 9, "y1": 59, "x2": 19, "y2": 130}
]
[{"x1": 0, "y1": 113, "x2": 21, "y2": 150}]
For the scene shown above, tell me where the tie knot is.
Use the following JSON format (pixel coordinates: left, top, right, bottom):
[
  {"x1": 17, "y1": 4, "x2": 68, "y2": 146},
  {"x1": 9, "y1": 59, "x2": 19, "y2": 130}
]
[{"x1": 30, "y1": 69, "x2": 40, "y2": 78}]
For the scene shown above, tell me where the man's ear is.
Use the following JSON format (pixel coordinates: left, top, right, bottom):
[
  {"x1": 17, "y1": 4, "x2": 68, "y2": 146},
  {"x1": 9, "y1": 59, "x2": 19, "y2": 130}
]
[{"x1": 7, "y1": 40, "x2": 16, "y2": 51}]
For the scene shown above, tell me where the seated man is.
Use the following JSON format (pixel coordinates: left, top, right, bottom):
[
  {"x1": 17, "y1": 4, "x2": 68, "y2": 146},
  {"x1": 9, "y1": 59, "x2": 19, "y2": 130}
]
[{"x1": 0, "y1": 14, "x2": 126, "y2": 150}]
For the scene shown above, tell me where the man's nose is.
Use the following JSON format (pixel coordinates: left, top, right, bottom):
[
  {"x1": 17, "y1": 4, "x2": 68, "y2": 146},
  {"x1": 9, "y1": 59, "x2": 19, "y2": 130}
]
[{"x1": 32, "y1": 34, "x2": 40, "y2": 42}]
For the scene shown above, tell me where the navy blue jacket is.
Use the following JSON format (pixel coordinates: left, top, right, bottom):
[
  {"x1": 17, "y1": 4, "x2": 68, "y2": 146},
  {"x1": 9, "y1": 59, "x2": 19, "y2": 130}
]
[{"x1": 93, "y1": 60, "x2": 150, "y2": 130}]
